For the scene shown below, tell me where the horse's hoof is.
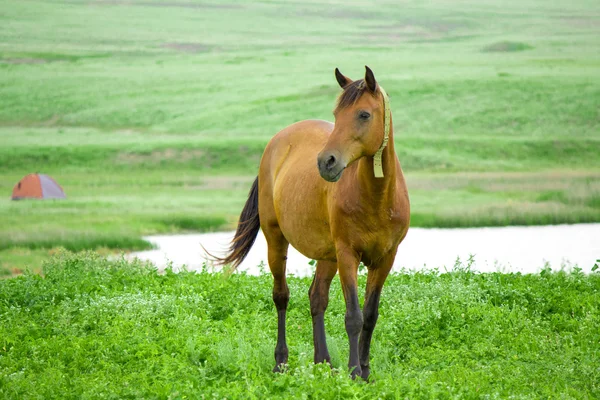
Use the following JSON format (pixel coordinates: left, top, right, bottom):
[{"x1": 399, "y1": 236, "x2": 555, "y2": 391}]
[
  {"x1": 314, "y1": 358, "x2": 332, "y2": 368},
  {"x1": 349, "y1": 366, "x2": 362, "y2": 380},
  {"x1": 273, "y1": 363, "x2": 287, "y2": 373},
  {"x1": 360, "y1": 366, "x2": 371, "y2": 382}
]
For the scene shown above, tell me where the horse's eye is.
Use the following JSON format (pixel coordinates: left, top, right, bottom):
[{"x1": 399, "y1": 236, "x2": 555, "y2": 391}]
[{"x1": 358, "y1": 111, "x2": 371, "y2": 121}]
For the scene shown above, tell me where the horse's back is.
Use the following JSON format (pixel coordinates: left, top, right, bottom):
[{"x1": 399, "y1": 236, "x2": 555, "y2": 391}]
[{"x1": 258, "y1": 120, "x2": 337, "y2": 260}]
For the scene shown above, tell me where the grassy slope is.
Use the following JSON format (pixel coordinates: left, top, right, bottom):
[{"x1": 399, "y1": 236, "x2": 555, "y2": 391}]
[
  {"x1": 0, "y1": 252, "x2": 599, "y2": 398},
  {"x1": 1, "y1": 0, "x2": 600, "y2": 273}
]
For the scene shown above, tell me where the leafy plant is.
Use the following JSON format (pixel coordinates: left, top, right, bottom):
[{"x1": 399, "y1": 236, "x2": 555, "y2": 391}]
[{"x1": 1, "y1": 252, "x2": 598, "y2": 398}]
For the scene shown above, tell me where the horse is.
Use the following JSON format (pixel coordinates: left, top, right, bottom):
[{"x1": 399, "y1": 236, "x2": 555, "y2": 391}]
[{"x1": 213, "y1": 66, "x2": 410, "y2": 380}]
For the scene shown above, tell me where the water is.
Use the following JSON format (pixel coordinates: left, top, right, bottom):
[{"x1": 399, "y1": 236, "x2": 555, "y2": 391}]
[{"x1": 129, "y1": 224, "x2": 600, "y2": 276}]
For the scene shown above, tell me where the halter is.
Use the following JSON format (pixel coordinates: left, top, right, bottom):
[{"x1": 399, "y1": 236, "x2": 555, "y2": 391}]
[{"x1": 373, "y1": 86, "x2": 391, "y2": 178}]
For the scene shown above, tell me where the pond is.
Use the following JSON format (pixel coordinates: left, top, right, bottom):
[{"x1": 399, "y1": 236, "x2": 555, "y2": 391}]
[{"x1": 129, "y1": 223, "x2": 600, "y2": 276}]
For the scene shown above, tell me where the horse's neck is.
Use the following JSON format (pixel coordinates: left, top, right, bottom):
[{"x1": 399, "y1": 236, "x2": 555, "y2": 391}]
[{"x1": 357, "y1": 129, "x2": 398, "y2": 203}]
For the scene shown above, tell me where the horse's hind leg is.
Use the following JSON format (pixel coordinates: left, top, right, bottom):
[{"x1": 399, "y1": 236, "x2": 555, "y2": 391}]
[
  {"x1": 308, "y1": 260, "x2": 337, "y2": 365},
  {"x1": 264, "y1": 225, "x2": 290, "y2": 372}
]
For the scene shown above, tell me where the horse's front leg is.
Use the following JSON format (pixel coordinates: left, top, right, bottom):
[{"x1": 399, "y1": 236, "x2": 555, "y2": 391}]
[
  {"x1": 358, "y1": 251, "x2": 395, "y2": 381},
  {"x1": 309, "y1": 260, "x2": 337, "y2": 365},
  {"x1": 336, "y1": 246, "x2": 363, "y2": 379}
]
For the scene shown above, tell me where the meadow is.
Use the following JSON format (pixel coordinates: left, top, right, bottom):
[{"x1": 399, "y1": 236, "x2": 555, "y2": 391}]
[
  {"x1": 0, "y1": 252, "x2": 599, "y2": 398},
  {"x1": 1, "y1": 1, "x2": 599, "y2": 396},
  {"x1": 1, "y1": 0, "x2": 599, "y2": 274}
]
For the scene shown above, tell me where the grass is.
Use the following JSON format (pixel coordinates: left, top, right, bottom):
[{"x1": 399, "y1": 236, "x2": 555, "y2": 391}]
[
  {"x1": 1, "y1": 0, "x2": 599, "y2": 273},
  {"x1": 0, "y1": 231, "x2": 153, "y2": 253},
  {"x1": 0, "y1": 251, "x2": 599, "y2": 398},
  {"x1": 482, "y1": 41, "x2": 534, "y2": 52}
]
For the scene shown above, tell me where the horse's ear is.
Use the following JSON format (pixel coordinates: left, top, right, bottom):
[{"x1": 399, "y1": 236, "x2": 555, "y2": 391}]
[
  {"x1": 364, "y1": 65, "x2": 378, "y2": 93},
  {"x1": 335, "y1": 68, "x2": 352, "y2": 88}
]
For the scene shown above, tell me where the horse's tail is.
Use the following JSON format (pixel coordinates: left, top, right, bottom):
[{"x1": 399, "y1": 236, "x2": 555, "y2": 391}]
[{"x1": 209, "y1": 177, "x2": 260, "y2": 270}]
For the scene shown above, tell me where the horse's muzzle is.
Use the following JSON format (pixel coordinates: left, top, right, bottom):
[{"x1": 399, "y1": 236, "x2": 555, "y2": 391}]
[{"x1": 317, "y1": 151, "x2": 345, "y2": 182}]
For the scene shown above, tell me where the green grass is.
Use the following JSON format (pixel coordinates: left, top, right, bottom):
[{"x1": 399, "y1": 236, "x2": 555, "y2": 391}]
[
  {"x1": 0, "y1": 249, "x2": 49, "y2": 278},
  {"x1": 482, "y1": 41, "x2": 535, "y2": 52},
  {"x1": 0, "y1": 231, "x2": 153, "y2": 253},
  {"x1": 1, "y1": 0, "x2": 599, "y2": 273},
  {"x1": 0, "y1": 252, "x2": 599, "y2": 398}
]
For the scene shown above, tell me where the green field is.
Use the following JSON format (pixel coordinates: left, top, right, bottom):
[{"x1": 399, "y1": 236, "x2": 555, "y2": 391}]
[
  {"x1": 0, "y1": 252, "x2": 599, "y2": 398},
  {"x1": 1, "y1": 0, "x2": 600, "y2": 274}
]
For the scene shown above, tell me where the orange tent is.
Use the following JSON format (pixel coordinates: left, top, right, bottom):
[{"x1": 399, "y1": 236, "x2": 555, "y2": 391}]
[{"x1": 11, "y1": 173, "x2": 66, "y2": 200}]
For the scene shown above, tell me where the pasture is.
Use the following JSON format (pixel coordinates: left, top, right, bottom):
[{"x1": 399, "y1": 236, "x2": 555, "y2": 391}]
[
  {"x1": 1, "y1": 0, "x2": 599, "y2": 274},
  {"x1": 1, "y1": 0, "x2": 600, "y2": 397},
  {"x1": 0, "y1": 252, "x2": 599, "y2": 398}
]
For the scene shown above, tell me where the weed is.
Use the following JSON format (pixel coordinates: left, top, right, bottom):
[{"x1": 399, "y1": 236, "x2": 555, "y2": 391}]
[{"x1": 0, "y1": 252, "x2": 598, "y2": 398}]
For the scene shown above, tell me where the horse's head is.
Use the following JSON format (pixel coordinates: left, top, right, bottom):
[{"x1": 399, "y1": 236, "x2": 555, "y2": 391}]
[{"x1": 317, "y1": 66, "x2": 388, "y2": 182}]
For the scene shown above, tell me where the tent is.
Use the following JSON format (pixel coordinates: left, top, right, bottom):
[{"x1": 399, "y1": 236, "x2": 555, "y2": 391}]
[{"x1": 11, "y1": 173, "x2": 66, "y2": 200}]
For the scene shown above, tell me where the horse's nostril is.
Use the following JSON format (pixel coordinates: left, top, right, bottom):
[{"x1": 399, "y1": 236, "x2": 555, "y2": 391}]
[{"x1": 326, "y1": 155, "x2": 336, "y2": 170}]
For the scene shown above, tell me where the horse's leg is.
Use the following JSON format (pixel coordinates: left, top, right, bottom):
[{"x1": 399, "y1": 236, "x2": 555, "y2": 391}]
[
  {"x1": 336, "y1": 246, "x2": 363, "y2": 379},
  {"x1": 265, "y1": 227, "x2": 290, "y2": 372},
  {"x1": 359, "y1": 252, "x2": 395, "y2": 381},
  {"x1": 308, "y1": 260, "x2": 337, "y2": 365}
]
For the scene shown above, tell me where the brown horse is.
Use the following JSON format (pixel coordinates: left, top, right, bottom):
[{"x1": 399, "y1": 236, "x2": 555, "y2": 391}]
[{"x1": 214, "y1": 66, "x2": 410, "y2": 380}]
